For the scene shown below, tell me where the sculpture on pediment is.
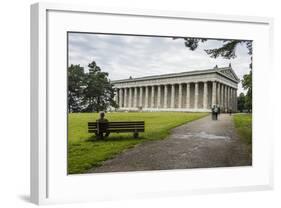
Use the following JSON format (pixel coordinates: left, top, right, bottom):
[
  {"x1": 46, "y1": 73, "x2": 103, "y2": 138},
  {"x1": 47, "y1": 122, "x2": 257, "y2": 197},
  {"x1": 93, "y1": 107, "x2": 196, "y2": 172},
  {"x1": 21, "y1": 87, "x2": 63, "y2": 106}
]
[{"x1": 219, "y1": 68, "x2": 237, "y2": 81}]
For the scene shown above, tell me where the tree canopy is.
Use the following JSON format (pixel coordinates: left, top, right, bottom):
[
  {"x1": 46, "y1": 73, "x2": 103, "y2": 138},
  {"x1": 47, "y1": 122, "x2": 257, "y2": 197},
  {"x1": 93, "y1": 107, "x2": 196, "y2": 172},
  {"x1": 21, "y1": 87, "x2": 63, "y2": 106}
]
[
  {"x1": 68, "y1": 61, "x2": 117, "y2": 113},
  {"x1": 68, "y1": 64, "x2": 84, "y2": 112},
  {"x1": 242, "y1": 70, "x2": 252, "y2": 112},
  {"x1": 179, "y1": 38, "x2": 252, "y2": 59},
  {"x1": 237, "y1": 93, "x2": 246, "y2": 112}
]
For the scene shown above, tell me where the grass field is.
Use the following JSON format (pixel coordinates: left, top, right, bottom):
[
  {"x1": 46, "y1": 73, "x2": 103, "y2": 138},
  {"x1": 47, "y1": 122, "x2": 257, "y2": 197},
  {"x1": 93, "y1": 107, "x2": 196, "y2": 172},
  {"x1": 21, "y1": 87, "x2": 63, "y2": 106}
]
[
  {"x1": 68, "y1": 112, "x2": 208, "y2": 174},
  {"x1": 233, "y1": 113, "x2": 252, "y2": 145}
]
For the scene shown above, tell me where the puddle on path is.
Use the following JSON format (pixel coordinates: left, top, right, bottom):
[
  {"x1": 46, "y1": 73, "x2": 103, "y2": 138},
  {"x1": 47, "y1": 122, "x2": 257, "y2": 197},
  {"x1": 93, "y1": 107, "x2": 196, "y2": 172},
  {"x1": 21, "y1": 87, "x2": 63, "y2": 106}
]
[{"x1": 174, "y1": 131, "x2": 231, "y2": 140}]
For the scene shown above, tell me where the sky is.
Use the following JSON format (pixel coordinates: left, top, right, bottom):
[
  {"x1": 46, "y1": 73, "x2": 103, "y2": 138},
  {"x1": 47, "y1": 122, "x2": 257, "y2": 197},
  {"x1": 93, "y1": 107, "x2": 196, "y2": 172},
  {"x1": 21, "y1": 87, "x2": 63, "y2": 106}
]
[{"x1": 68, "y1": 33, "x2": 252, "y2": 94}]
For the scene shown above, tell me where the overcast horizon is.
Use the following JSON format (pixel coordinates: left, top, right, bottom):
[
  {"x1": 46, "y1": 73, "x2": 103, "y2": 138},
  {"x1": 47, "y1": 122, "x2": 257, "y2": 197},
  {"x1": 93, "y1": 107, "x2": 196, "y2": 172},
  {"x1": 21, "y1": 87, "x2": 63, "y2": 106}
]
[{"x1": 68, "y1": 33, "x2": 252, "y2": 94}]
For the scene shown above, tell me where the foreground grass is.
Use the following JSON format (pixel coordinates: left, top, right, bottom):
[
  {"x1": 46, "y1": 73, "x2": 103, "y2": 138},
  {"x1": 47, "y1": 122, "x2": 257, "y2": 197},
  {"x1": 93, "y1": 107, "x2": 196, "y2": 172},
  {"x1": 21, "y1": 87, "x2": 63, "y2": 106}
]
[
  {"x1": 68, "y1": 112, "x2": 208, "y2": 174},
  {"x1": 233, "y1": 113, "x2": 252, "y2": 145}
]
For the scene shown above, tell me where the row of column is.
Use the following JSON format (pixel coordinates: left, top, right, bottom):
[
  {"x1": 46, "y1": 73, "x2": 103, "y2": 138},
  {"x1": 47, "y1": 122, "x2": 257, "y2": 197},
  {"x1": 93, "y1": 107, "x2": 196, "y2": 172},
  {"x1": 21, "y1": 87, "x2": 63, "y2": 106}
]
[{"x1": 114, "y1": 81, "x2": 237, "y2": 111}]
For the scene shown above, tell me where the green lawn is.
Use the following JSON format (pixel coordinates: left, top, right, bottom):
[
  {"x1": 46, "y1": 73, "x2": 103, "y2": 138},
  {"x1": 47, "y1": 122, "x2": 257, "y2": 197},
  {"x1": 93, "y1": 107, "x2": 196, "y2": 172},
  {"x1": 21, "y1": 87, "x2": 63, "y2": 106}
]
[
  {"x1": 68, "y1": 112, "x2": 208, "y2": 174},
  {"x1": 233, "y1": 113, "x2": 252, "y2": 145}
]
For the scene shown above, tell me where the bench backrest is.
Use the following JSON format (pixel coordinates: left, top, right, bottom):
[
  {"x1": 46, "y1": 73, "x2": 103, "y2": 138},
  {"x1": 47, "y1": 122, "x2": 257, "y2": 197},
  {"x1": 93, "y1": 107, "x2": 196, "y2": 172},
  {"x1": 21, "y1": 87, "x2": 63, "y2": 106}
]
[{"x1": 88, "y1": 121, "x2": 145, "y2": 133}]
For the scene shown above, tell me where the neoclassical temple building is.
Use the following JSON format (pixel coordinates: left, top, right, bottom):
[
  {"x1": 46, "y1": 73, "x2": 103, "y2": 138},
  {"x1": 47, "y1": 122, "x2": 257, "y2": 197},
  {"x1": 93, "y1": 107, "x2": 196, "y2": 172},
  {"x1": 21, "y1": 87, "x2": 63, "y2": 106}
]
[{"x1": 111, "y1": 65, "x2": 239, "y2": 112}]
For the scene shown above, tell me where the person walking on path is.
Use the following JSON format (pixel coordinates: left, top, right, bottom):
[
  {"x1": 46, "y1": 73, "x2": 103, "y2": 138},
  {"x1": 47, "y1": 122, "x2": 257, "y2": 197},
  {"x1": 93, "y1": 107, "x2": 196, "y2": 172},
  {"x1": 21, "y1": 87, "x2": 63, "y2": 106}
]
[
  {"x1": 212, "y1": 105, "x2": 219, "y2": 120},
  {"x1": 229, "y1": 108, "x2": 232, "y2": 116}
]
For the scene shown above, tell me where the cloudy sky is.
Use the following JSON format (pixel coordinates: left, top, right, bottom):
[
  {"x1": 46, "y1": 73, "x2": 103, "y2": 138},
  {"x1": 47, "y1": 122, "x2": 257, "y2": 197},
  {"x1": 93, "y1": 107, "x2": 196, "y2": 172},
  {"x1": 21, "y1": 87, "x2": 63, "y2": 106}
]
[{"x1": 68, "y1": 33, "x2": 252, "y2": 94}]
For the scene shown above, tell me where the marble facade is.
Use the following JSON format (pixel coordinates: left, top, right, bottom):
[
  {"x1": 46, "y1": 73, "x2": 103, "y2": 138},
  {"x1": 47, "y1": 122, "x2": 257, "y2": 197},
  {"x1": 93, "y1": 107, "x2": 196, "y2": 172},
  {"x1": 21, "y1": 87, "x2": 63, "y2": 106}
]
[{"x1": 111, "y1": 65, "x2": 239, "y2": 112}]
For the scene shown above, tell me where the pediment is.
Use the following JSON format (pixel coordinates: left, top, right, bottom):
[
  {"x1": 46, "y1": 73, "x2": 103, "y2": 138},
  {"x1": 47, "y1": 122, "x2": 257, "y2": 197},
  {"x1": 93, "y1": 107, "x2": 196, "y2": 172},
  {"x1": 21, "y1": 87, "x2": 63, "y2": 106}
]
[{"x1": 217, "y1": 67, "x2": 239, "y2": 82}]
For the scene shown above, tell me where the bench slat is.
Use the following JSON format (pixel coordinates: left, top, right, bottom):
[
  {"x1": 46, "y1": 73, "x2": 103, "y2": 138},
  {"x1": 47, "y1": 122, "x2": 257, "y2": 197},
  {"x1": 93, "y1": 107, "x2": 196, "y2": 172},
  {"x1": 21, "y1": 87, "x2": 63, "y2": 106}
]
[
  {"x1": 89, "y1": 129, "x2": 145, "y2": 133},
  {"x1": 88, "y1": 121, "x2": 144, "y2": 122},
  {"x1": 88, "y1": 126, "x2": 144, "y2": 129},
  {"x1": 108, "y1": 122, "x2": 144, "y2": 124},
  {"x1": 88, "y1": 124, "x2": 144, "y2": 127},
  {"x1": 88, "y1": 126, "x2": 145, "y2": 129},
  {"x1": 89, "y1": 127, "x2": 144, "y2": 131},
  {"x1": 108, "y1": 125, "x2": 144, "y2": 128},
  {"x1": 88, "y1": 121, "x2": 144, "y2": 125},
  {"x1": 88, "y1": 123, "x2": 144, "y2": 126}
]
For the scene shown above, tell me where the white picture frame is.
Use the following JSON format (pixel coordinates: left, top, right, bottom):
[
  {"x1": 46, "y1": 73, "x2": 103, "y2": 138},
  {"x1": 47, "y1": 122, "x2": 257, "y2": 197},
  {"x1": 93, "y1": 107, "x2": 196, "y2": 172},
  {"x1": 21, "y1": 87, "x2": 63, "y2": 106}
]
[{"x1": 30, "y1": 2, "x2": 274, "y2": 205}]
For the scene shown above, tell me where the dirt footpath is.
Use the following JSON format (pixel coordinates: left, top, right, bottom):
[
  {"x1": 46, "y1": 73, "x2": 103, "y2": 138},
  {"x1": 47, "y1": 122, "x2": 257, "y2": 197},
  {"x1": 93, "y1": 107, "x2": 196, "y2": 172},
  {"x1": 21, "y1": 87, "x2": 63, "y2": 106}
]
[{"x1": 88, "y1": 114, "x2": 252, "y2": 173}]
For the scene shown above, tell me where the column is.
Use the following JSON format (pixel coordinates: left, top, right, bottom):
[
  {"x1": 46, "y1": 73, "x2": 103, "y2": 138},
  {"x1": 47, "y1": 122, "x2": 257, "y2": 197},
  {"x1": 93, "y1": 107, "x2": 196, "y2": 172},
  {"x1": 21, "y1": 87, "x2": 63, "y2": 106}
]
[
  {"x1": 178, "y1": 83, "x2": 182, "y2": 108},
  {"x1": 133, "y1": 87, "x2": 138, "y2": 108},
  {"x1": 229, "y1": 88, "x2": 232, "y2": 110},
  {"x1": 203, "y1": 82, "x2": 208, "y2": 109},
  {"x1": 230, "y1": 88, "x2": 233, "y2": 110},
  {"x1": 220, "y1": 84, "x2": 224, "y2": 108},
  {"x1": 114, "y1": 88, "x2": 118, "y2": 104},
  {"x1": 164, "y1": 85, "x2": 168, "y2": 108},
  {"x1": 235, "y1": 90, "x2": 237, "y2": 111},
  {"x1": 212, "y1": 81, "x2": 217, "y2": 107},
  {"x1": 224, "y1": 85, "x2": 225, "y2": 109},
  {"x1": 119, "y1": 88, "x2": 123, "y2": 108},
  {"x1": 232, "y1": 89, "x2": 235, "y2": 111},
  {"x1": 234, "y1": 89, "x2": 237, "y2": 112},
  {"x1": 234, "y1": 89, "x2": 237, "y2": 111},
  {"x1": 171, "y1": 84, "x2": 175, "y2": 108},
  {"x1": 186, "y1": 83, "x2": 190, "y2": 108},
  {"x1": 128, "y1": 87, "x2": 132, "y2": 108},
  {"x1": 139, "y1": 87, "x2": 143, "y2": 107},
  {"x1": 145, "y1": 86, "x2": 149, "y2": 108},
  {"x1": 217, "y1": 83, "x2": 220, "y2": 106},
  {"x1": 157, "y1": 85, "x2": 161, "y2": 108},
  {"x1": 151, "y1": 85, "x2": 155, "y2": 108},
  {"x1": 229, "y1": 87, "x2": 233, "y2": 111},
  {"x1": 124, "y1": 88, "x2": 127, "y2": 108},
  {"x1": 227, "y1": 86, "x2": 230, "y2": 109},
  {"x1": 231, "y1": 88, "x2": 234, "y2": 111},
  {"x1": 224, "y1": 85, "x2": 228, "y2": 110},
  {"x1": 194, "y1": 82, "x2": 199, "y2": 109}
]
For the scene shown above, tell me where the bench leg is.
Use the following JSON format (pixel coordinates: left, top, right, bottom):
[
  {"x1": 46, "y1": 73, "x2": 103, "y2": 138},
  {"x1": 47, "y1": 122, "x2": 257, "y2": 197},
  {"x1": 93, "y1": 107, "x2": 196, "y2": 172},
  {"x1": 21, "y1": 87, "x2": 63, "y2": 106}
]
[
  {"x1": 105, "y1": 132, "x2": 110, "y2": 138},
  {"x1": 95, "y1": 133, "x2": 100, "y2": 140},
  {"x1": 95, "y1": 133, "x2": 104, "y2": 140},
  {"x1": 133, "y1": 132, "x2": 139, "y2": 139},
  {"x1": 100, "y1": 133, "x2": 104, "y2": 140}
]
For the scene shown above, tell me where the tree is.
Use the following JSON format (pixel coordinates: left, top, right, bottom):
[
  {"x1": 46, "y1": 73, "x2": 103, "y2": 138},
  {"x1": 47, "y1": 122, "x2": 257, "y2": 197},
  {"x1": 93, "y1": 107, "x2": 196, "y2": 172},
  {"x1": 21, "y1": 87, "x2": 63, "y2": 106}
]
[
  {"x1": 173, "y1": 37, "x2": 207, "y2": 51},
  {"x1": 242, "y1": 71, "x2": 252, "y2": 112},
  {"x1": 68, "y1": 64, "x2": 85, "y2": 112},
  {"x1": 178, "y1": 38, "x2": 252, "y2": 58},
  {"x1": 237, "y1": 93, "x2": 246, "y2": 112},
  {"x1": 82, "y1": 61, "x2": 118, "y2": 112}
]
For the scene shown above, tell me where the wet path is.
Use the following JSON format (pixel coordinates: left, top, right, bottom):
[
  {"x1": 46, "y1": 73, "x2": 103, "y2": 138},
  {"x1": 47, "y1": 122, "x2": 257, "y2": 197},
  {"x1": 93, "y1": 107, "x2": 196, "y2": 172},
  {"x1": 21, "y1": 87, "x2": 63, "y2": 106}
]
[{"x1": 89, "y1": 114, "x2": 251, "y2": 173}]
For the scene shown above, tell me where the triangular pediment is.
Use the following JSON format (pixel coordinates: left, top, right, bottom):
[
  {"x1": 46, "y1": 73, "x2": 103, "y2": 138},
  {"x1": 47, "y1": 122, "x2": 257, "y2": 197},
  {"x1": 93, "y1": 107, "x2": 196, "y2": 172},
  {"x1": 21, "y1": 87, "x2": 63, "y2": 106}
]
[{"x1": 217, "y1": 67, "x2": 239, "y2": 82}]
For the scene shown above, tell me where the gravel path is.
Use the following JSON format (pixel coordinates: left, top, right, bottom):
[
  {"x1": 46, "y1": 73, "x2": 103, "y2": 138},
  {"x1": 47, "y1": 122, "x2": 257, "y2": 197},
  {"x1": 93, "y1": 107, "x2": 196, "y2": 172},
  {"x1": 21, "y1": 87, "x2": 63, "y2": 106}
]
[{"x1": 88, "y1": 114, "x2": 252, "y2": 173}]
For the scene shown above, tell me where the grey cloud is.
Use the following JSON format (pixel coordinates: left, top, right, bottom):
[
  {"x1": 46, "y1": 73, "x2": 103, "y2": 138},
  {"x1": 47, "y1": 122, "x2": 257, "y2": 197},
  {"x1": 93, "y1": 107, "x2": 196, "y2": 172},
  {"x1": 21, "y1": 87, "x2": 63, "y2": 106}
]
[{"x1": 68, "y1": 33, "x2": 251, "y2": 94}]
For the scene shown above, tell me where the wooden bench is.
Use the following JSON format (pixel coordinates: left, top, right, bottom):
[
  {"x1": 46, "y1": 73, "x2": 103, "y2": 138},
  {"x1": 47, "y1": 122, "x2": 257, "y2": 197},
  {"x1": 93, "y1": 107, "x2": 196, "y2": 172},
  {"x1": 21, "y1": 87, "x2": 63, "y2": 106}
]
[{"x1": 88, "y1": 121, "x2": 145, "y2": 139}]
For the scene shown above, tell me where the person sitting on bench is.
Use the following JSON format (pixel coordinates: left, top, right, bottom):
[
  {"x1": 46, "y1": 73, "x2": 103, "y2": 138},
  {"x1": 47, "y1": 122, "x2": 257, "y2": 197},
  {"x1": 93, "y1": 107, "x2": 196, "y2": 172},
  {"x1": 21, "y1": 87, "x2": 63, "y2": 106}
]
[{"x1": 96, "y1": 111, "x2": 110, "y2": 139}]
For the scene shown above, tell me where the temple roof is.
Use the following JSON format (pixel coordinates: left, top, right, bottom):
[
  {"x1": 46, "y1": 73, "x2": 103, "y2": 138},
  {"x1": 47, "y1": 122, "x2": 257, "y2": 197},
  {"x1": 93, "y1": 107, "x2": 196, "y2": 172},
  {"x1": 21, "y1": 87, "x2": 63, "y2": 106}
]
[{"x1": 111, "y1": 65, "x2": 240, "y2": 84}]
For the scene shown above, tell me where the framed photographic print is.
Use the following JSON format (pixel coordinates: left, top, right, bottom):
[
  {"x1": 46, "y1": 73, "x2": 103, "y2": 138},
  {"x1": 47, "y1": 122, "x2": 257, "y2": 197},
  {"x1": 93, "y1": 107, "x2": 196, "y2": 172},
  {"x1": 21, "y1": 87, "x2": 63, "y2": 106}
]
[{"x1": 30, "y1": 2, "x2": 274, "y2": 205}]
